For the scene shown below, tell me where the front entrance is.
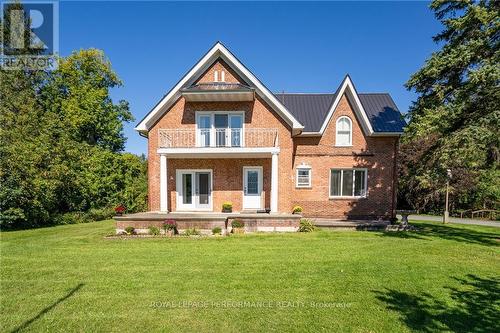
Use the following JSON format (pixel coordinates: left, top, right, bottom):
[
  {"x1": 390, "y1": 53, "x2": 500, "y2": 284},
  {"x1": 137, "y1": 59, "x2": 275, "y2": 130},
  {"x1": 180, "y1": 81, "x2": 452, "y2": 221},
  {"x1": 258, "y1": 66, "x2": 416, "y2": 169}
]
[
  {"x1": 176, "y1": 170, "x2": 212, "y2": 210},
  {"x1": 243, "y1": 167, "x2": 263, "y2": 210}
]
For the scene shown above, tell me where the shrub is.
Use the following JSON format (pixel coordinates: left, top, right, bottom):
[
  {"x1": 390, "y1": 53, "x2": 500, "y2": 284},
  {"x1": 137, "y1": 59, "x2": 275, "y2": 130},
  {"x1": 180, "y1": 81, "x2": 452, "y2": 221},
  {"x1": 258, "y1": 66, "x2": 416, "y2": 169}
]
[
  {"x1": 86, "y1": 207, "x2": 115, "y2": 221},
  {"x1": 184, "y1": 228, "x2": 200, "y2": 236},
  {"x1": 212, "y1": 226, "x2": 222, "y2": 235},
  {"x1": 55, "y1": 212, "x2": 86, "y2": 225},
  {"x1": 298, "y1": 219, "x2": 315, "y2": 232},
  {"x1": 162, "y1": 219, "x2": 177, "y2": 232},
  {"x1": 222, "y1": 202, "x2": 233, "y2": 212},
  {"x1": 148, "y1": 226, "x2": 160, "y2": 235},
  {"x1": 125, "y1": 226, "x2": 135, "y2": 235},
  {"x1": 292, "y1": 206, "x2": 303, "y2": 214},
  {"x1": 231, "y1": 219, "x2": 244, "y2": 228}
]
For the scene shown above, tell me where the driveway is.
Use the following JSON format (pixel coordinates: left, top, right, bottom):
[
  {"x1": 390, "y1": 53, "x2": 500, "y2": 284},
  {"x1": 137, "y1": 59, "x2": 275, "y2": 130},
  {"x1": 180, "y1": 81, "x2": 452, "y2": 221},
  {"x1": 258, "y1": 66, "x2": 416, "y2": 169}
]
[{"x1": 398, "y1": 214, "x2": 500, "y2": 228}]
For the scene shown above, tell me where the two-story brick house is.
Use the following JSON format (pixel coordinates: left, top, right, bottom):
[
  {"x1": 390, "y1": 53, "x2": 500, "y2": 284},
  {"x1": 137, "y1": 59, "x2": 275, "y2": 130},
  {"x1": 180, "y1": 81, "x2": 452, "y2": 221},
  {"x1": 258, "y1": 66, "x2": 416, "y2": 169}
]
[{"x1": 132, "y1": 42, "x2": 405, "y2": 228}]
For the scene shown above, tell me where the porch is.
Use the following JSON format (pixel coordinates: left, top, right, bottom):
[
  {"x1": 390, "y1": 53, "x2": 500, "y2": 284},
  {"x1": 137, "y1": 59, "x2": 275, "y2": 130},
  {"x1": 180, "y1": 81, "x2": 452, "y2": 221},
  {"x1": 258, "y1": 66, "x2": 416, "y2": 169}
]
[
  {"x1": 115, "y1": 212, "x2": 301, "y2": 234},
  {"x1": 156, "y1": 126, "x2": 280, "y2": 213}
]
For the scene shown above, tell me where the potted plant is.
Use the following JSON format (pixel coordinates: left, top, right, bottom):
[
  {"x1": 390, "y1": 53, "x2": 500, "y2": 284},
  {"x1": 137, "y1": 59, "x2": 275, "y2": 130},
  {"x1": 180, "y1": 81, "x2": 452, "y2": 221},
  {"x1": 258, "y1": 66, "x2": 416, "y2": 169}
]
[
  {"x1": 292, "y1": 206, "x2": 303, "y2": 215},
  {"x1": 231, "y1": 219, "x2": 245, "y2": 234},
  {"x1": 114, "y1": 204, "x2": 126, "y2": 216},
  {"x1": 162, "y1": 219, "x2": 177, "y2": 236},
  {"x1": 222, "y1": 202, "x2": 233, "y2": 213}
]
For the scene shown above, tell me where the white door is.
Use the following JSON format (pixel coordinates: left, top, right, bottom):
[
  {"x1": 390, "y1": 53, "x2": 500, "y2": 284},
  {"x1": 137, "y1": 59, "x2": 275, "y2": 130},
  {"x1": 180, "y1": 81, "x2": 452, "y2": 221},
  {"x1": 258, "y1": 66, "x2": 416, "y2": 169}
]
[
  {"x1": 243, "y1": 167, "x2": 263, "y2": 209},
  {"x1": 177, "y1": 171, "x2": 212, "y2": 210}
]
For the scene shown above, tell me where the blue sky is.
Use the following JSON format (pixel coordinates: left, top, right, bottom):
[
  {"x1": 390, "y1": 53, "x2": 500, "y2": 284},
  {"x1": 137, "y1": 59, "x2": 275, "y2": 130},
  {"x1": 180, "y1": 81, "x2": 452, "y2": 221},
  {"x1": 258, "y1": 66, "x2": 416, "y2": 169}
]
[{"x1": 59, "y1": 1, "x2": 443, "y2": 155}]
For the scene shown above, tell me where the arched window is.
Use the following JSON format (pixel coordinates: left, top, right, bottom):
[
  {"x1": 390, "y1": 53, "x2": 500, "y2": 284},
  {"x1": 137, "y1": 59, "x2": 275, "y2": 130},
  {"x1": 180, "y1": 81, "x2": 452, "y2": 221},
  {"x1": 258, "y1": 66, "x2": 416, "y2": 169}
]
[{"x1": 336, "y1": 116, "x2": 352, "y2": 146}]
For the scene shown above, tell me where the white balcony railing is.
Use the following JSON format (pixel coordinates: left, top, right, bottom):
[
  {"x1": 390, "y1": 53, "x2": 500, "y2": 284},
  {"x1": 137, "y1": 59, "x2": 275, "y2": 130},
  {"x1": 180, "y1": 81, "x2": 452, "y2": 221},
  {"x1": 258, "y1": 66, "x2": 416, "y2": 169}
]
[{"x1": 158, "y1": 128, "x2": 278, "y2": 148}]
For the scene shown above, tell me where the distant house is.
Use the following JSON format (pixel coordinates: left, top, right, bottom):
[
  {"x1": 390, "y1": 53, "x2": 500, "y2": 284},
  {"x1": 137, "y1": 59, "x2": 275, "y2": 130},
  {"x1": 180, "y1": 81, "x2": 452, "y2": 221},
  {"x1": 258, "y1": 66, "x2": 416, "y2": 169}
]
[{"x1": 135, "y1": 42, "x2": 405, "y2": 223}]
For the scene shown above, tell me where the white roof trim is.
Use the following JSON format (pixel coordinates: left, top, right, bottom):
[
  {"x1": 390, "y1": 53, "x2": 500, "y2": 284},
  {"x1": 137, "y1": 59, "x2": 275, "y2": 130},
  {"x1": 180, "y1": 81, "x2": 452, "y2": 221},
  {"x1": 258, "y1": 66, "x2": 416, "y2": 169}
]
[
  {"x1": 135, "y1": 42, "x2": 303, "y2": 134},
  {"x1": 318, "y1": 76, "x2": 374, "y2": 136}
]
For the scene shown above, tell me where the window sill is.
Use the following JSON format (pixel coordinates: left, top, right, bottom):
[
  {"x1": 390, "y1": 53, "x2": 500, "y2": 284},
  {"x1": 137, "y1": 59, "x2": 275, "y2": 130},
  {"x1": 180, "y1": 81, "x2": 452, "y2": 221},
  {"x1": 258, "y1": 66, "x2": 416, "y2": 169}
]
[
  {"x1": 296, "y1": 186, "x2": 312, "y2": 189},
  {"x1": 334, "y1": 145, "x2": 353, "y2": 148},
  {"x1": 329, "y1": 196, "x2": 366, "y2": 200}
]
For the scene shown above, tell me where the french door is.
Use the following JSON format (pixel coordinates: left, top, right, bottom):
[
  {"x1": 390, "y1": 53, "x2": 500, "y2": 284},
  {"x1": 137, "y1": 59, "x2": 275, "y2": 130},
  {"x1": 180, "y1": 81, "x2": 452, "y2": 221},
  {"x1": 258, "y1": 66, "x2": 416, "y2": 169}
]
[{"x1": 177, "y1": 170, "x2": 212, "y2": 210}]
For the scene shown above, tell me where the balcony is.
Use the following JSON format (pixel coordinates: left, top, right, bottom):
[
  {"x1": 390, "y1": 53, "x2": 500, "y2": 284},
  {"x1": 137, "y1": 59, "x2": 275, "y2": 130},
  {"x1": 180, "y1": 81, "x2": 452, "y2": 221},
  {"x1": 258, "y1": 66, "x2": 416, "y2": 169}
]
[{"x1": 158, "y1": 128, "x2": 278, "y2": 148}]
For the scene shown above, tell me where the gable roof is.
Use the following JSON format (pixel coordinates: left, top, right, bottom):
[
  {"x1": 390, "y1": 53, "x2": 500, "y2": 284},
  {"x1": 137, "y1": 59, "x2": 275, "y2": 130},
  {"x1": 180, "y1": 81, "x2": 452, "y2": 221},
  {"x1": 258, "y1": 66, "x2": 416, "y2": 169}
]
[
  {"x1": 135, "y1": 42, "x2": 304, "y2": 135},
  {"x1": 273, "y1": 93, "x2": 338, "y2": 132},
  {"x1": 275, "y1": 76, "x2": 405, "y2": 135},
  {"x1": 358, "y1": 93, "x2": 406, "y2": 133}
]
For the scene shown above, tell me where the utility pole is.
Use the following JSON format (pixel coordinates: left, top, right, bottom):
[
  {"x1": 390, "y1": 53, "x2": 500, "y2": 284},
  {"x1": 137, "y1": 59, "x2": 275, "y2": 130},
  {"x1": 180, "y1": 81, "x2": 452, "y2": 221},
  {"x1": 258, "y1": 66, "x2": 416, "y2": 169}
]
[{"x1": 443, "y1": 169, "x2": 452, "y2": 224}]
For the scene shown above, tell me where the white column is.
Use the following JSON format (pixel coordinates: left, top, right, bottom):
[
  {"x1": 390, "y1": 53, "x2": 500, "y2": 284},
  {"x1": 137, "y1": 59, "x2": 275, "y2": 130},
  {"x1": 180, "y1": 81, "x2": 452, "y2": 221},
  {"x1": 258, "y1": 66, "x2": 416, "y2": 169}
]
[
  {"x1": 270, "y1": 152, "x2": 279, "y2": 213},
  {"x1": 160, "y1": 154, "x2": 168, "y2": 212}
]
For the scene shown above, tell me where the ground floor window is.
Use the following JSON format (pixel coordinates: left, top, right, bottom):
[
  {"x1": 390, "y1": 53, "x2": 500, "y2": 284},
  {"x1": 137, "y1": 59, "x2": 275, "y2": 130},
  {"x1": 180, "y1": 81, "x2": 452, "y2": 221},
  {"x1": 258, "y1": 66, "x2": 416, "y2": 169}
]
[
  {"x1": 296, "y1": 166, "x2": 312, "y2": 188},
  {"x1": 330, "y1": 169, "x2": 367, "y2": 198}
]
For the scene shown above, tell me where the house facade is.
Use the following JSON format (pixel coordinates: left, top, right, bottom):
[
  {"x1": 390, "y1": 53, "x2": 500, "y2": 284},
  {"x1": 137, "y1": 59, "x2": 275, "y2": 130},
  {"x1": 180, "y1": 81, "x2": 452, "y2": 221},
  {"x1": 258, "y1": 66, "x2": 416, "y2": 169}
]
[{"x1": 135, "y1": 42, "x2": 405, "y2": 220}]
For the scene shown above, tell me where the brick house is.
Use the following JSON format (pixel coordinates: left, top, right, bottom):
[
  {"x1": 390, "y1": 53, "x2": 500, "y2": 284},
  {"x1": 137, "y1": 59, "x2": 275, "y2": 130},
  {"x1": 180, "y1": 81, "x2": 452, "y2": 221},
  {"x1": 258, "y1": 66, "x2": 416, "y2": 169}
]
[{"x1": 135, "y1": 42, "x2": 405, "y2": 222}]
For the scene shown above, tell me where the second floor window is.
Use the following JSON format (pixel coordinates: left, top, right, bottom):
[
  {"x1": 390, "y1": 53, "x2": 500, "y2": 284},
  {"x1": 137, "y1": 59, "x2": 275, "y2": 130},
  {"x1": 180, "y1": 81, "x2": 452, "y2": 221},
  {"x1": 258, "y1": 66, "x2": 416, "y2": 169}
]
[
  {"x1": 196, "y1": 112, "x2": 243, "y2": 147},
  {"x1": 336, "y1": 116, "x2": 352, "y2": 146}
]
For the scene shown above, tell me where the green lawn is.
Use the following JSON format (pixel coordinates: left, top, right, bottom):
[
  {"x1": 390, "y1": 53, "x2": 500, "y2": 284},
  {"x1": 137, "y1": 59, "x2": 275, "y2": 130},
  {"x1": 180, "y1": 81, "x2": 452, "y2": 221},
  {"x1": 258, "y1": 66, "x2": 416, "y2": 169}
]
[{"x1": 1, "y1": 221, "x2": 499, "y2": 332}]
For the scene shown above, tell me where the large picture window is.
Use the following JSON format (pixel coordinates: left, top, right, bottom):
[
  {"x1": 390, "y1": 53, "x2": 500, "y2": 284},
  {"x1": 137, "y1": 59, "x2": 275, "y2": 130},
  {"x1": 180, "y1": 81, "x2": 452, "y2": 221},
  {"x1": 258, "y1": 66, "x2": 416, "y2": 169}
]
[{"x1": 330, "y1": 169, "x2": 367, "y2": 197}]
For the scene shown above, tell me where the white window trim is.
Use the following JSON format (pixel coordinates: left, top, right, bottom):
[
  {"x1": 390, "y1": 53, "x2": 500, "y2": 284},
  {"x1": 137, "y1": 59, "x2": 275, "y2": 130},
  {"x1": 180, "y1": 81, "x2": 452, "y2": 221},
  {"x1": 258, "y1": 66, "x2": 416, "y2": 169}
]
[
  {"x1": 214, "y1": 70, "x2": 219, "y2": 82},
  {"x1": 221, "y1": 70, "x2": 225, "y2": 82},
  {"x1": 335, "y1": 116, "x2": 353, "y2": 147},
  {"x1": 195, "y1": 111, "x2": 245, "y2": 147},
  {"x1": 296, "y1": 165, "x2": 312, "y2": 188},
  {"x1": 329, "y1": 168, "x2": 368, "y2": 199}
]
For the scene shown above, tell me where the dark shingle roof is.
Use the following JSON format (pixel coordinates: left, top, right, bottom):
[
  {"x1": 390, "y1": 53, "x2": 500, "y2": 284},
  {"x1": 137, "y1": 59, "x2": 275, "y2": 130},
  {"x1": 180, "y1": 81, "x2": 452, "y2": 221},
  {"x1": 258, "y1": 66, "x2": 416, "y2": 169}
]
[{"x1": 274, "y1": 92, "x2": 405, "y2": 133}]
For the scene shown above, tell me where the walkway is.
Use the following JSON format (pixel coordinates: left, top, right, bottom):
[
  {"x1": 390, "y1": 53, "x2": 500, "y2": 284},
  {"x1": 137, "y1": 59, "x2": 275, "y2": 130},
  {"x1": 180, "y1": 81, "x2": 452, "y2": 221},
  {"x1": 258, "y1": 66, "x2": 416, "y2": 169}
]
[{"x1": 398, "y1": 214, "x2": 500, "y2": 228}]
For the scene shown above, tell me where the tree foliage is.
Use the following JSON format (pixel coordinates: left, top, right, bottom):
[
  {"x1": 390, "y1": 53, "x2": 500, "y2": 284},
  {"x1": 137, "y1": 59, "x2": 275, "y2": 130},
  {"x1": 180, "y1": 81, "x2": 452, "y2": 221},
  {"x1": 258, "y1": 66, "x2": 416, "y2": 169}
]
[
  {"x1": 0, "y1": 48, "x2": 146, "y2": 229},
  {"x1": 399, "y1": 0, "x2": 500, "y2": 212}
]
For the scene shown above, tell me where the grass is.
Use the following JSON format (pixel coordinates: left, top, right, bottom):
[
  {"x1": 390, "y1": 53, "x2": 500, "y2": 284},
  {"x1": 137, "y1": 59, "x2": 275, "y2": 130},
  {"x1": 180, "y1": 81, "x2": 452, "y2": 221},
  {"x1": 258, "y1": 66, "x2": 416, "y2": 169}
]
[{"x1": 1, "y1": 221, "x2": 499, "y2": 332}]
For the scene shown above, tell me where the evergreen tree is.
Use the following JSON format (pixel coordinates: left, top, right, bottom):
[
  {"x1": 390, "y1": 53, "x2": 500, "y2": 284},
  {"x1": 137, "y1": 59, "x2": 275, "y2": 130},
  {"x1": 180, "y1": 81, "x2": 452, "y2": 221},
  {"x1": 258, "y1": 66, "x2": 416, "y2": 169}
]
[{"x1": 400, "y1": 0, "x2": 500, "y2": 212}]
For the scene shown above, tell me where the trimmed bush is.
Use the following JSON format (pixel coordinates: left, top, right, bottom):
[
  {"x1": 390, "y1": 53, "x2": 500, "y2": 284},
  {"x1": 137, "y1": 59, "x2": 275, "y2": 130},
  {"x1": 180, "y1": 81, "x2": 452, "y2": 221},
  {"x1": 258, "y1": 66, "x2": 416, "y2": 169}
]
[
  {"x1": 298, "y1": 219, "x2": 315, "y2": 232},
  {"x1": 231, "y1": 219, "x2": 244, "y2": 228},
  {"x1": 148, "y1": 226, "x2": 160, "y2": 235},
  {"x1": 292, "y1": 206, "x2": 303, "y2": 214},
  {"x1": 125, "y1": 226, "x2": 136, "y2": 235},
  {"x1": 212, "y1": 226, "x2": 222, "y2": 235}
]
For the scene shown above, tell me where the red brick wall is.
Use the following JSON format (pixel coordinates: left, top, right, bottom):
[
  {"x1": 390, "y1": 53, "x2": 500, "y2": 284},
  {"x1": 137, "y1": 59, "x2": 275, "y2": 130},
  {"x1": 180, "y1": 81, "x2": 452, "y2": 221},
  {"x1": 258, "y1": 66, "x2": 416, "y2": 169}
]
[
  {"x1": 291, "y1": 95, "x2": 398, "y2": 218},
  {"x1": 146, "y1": 59, "x2": 398, "y2": 218},
  {"x1": 167, "y1": 158, "x2": 271, "y2": 212},
  {"x1": 148, "y1": 60, "x2": 294, "y2": 213}
]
